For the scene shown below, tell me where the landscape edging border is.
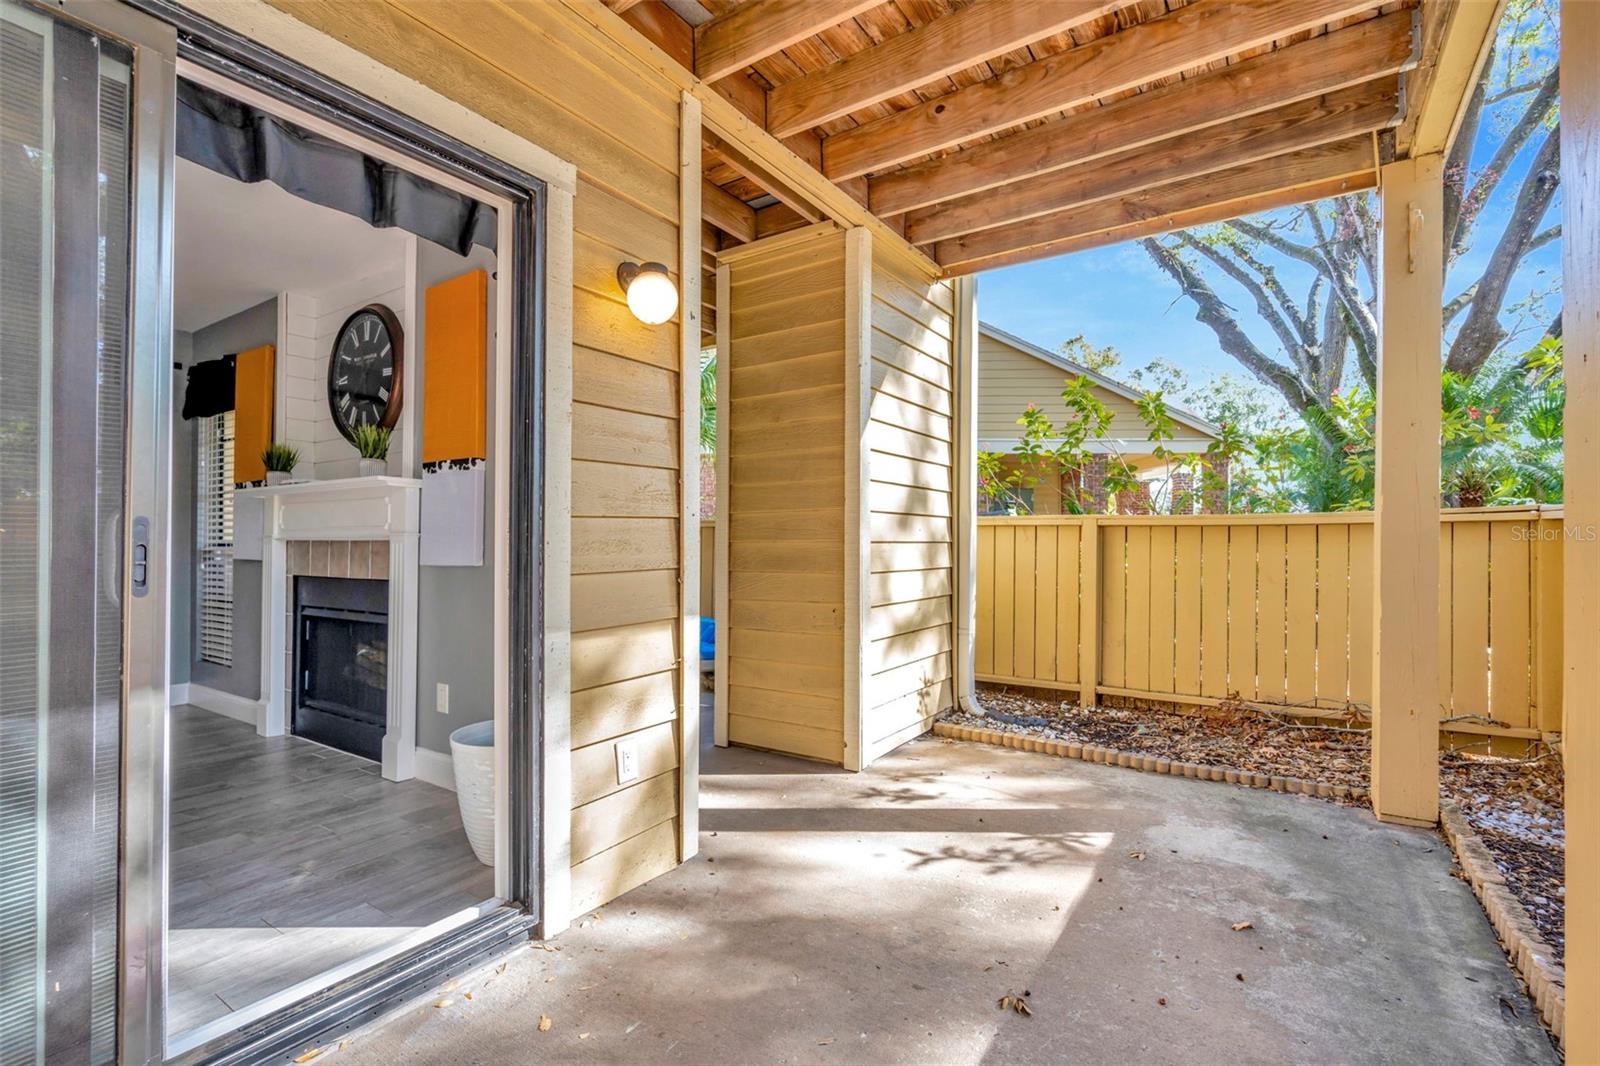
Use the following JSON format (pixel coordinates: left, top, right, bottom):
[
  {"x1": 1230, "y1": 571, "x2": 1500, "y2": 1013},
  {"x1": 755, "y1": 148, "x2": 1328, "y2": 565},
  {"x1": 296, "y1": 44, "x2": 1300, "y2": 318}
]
[
  {"x1": 1439, "y1": 801, "x2": 1565, "y2": 1046},
  {"x1": 930, "y1": 720, "x2": 1369, "y2": 800}
]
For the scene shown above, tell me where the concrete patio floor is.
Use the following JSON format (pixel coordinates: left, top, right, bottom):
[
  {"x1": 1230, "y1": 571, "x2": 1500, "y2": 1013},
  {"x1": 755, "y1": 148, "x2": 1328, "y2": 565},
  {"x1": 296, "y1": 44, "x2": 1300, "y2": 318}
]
[{"x1": 334, "y1": 706, "x2": 1557, "y2": 1065}]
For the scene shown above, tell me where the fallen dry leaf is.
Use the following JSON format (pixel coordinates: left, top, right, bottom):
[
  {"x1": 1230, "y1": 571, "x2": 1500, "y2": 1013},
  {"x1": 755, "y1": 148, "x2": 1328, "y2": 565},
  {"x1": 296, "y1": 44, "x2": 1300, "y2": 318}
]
[
  {"x1": 579, "y1": 1033, "x2": 590, "y2": 1040},
  {"x1": 292, "y1": 1050, "x2": 322, "y2": 1064},
  {"x1": 1231, "y1": 921, "x2": 1254, "y2": 932},
  {"x1": 1157, "y1": 998, "x2": 1167, "y2": 1007},
  {"x1": 817, "y1": 1038, "x2": 835, "y2": 1046},
  {"x1": 538, "y1": 1015, "x2": 553, "y2": 1032},
  {"x1": 433, "y1": 999, "x2": 453, "y2": 1009},
  {"x1": 1129, "y1": 851, "x2": 1146, "y2": 861}
]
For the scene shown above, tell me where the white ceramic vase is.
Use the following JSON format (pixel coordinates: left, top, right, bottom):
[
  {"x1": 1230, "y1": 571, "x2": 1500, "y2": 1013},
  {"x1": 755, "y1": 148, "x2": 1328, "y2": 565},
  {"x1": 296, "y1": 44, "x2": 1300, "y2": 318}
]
[
  {"x1": 448, "y1": 720, "x2": 495, "y2": 867},
  {"x1": 359, "y1": 458, "x2": 386, "y2": 478}
]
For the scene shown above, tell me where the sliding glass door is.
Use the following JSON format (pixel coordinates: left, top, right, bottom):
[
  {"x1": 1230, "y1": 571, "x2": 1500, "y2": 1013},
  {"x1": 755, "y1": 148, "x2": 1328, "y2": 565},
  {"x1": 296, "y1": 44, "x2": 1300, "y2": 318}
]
[{"x1": 0, "y1": 1, "x2": 173, "y2": 1062}]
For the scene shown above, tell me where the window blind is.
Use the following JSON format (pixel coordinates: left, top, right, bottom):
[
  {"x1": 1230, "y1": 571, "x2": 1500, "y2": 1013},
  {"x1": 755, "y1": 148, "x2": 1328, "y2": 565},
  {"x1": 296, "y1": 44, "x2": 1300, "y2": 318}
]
[{"x1": 197, "y1": 410, "x2": 235, "y2": 666}]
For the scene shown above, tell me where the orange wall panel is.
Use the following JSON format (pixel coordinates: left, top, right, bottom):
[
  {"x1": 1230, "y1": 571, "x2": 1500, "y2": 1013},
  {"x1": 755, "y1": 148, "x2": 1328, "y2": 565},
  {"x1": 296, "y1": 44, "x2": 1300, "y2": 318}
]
[
  {"x1": 422, "y1": 269, "x2": 488, "y2": 465},
  {"x1": 233, "y1": 343, "x2": 275, "y2": 486}
]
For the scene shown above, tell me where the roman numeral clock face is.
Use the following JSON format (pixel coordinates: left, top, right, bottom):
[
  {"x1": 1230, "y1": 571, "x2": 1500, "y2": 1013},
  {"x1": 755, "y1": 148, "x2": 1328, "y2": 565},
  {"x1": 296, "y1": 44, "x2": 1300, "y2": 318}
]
[{"x1": 328, "y1": 304, "x2": 403, "y2": 443}]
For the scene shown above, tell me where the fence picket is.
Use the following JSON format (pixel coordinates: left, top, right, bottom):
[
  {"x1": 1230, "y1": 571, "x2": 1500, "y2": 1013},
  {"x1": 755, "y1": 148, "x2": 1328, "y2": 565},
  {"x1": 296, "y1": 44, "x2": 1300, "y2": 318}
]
[{"x1": 971, "y1": 510, "x2": 1555, "y2": 740}]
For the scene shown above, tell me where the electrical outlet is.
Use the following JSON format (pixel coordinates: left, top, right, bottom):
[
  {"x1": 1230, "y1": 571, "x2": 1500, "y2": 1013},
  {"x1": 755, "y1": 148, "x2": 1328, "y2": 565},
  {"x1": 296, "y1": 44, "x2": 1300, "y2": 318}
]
[
  {"x1": 436, "y1": 682, "x2": 450, "y2": 714},
  {"x1": 615, "y1": 738, "x2": 640, "y2": 784}
]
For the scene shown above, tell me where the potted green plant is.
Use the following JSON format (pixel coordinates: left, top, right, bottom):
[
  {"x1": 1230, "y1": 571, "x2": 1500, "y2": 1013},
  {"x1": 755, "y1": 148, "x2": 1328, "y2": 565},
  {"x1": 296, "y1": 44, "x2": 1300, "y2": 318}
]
[
  {"x1": 351, "y1": 424, "x2": 391, "y2": 478},
  {"x1": 261, "y1": 442, "x2": 300, "y2": 486}
]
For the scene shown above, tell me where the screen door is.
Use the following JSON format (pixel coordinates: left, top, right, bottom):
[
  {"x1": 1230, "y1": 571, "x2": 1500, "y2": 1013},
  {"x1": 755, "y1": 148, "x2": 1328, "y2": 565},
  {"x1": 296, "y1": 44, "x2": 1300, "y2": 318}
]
[{"x1": 0, "y1": 1, "x2": 173, "y2": 1062}]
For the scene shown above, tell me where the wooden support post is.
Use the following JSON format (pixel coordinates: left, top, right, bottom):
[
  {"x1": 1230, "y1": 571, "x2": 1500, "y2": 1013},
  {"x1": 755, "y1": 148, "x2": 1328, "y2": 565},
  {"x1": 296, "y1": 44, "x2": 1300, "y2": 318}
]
[
  {"x1": 713, "y1": 261, "x2": 730, "y2": 750},
  {"x1": 1079, "y1": 516, "x2": 1100, "y2": 709},
  {"x1": 677, "y1": 91, "x2": 702, "y2": 859},
  {"x1": 1560, "y1": 1, "x2": 1599, "y2": 1056},
  {"x1": 1371, "y1": 153, "x2": 1443, "y2": 826}
]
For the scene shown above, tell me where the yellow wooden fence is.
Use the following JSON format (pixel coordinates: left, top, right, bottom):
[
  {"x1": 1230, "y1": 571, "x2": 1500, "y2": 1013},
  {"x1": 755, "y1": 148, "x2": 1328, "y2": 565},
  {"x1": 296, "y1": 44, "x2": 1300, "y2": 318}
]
[{"x1": 976, "y1": 509, "x2": 1565, "y2": 739}]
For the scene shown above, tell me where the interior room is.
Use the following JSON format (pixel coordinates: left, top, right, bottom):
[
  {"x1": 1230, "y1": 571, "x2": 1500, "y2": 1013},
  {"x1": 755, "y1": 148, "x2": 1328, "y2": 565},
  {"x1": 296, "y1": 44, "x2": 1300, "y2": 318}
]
[{"x1": 167, "y1": 75, "x2": 505, "y2": 1042}]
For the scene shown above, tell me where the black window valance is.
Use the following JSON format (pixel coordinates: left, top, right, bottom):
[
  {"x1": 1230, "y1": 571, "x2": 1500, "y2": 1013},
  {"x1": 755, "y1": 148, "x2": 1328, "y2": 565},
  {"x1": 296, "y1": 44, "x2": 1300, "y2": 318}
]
[{"x1": 177, "y1": 78, "x2": 496, "y2": 257}]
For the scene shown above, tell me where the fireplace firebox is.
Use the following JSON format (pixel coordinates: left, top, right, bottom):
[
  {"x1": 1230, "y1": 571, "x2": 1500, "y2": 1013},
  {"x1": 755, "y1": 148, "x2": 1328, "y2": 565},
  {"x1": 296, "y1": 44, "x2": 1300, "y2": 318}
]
[{"x1": 293, "y1": 576, "x2": 389, "y2": 760}]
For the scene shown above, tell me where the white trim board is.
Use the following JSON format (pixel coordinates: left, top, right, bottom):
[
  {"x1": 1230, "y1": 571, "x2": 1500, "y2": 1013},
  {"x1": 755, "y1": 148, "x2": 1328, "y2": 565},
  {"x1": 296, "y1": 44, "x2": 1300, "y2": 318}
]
[
  {"x1": 183, "y1": 683, "x2": 262, "y2": 727},
  {"x1": 412, "y1": 746, "x2": 456, "y2": 792}
]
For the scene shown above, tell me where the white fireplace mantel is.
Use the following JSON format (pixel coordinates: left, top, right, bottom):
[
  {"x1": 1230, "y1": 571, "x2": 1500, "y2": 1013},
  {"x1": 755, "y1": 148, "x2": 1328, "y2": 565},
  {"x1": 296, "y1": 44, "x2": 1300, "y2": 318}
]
[{"x1": 238, "y1": 476, "x2": 422, "y2": 781}]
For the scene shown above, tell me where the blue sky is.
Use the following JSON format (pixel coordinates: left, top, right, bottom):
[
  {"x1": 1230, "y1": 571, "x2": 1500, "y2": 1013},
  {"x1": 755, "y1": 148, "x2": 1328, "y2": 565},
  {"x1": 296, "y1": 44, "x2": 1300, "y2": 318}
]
[{"x1": 975, "y1": 11, "x2": 1562, "y2": 401}]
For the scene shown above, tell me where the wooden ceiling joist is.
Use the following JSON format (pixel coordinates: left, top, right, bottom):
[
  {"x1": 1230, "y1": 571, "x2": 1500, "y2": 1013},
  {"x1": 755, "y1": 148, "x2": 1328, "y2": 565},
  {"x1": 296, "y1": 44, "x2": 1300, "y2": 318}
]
[
  {"x1": 935, "y1": 135, "x2": 1380, "y2": 274},
  {"x1": 764, "y1": 0, "x2": 1124, "y2": 138},
  {"x1": 703, "y1": 127, "x2": 826, "y2": 224},
  {"x1": 904, "y1": 78, "x2": 1402, "y2": 245},
  {"x1": 821, "y1": 0, "x2": 1391, "y2": 180},
  {"x1": 869, "y1": 9, "x2": 1418, "y2": 217},
  {"x1": 702, "y1": 177, "x2": 757, "y2": 243},
  {"x1": 694, "y1": 0, "x2": 884, "y2": 82}
]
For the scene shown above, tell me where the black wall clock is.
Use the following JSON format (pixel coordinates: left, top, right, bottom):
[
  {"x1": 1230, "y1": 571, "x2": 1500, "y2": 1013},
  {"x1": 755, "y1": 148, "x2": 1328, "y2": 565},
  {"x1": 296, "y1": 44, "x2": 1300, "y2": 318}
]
[{"x1": 328, "y1": 303, "x2": 404, "y2": 444}]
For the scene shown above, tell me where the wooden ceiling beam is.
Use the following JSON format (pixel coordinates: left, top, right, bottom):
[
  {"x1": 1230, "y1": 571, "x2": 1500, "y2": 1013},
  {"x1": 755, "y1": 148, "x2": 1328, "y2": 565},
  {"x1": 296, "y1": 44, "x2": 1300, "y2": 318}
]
[
  {"x1": 703, "y1": 177, "x2": 758, "y2": 243},
  {"x1": 870, "y1": 10, "x2": 1418, "y2": 217},
  {"x1": 935, "y1": 135, "x2": 1379, "y2": 273},
  {"x1": 1396, "y1": 0, "x2": 1504, "y2": 157},
  {"x1": 941, "y1": 172, "x2": 1380, "y2": 274},
  {"x1": 905, "y1": 77, "x2": 1401, "y2": 245},
  {"x1": 822, "y1": 0, "x2": 1389, "y2": 180},
  {"x1": 754, "y1": 202, "x2": 810, "y2": 240},
  {"x1": 765, "y1": 0, "x2": 1123, "y2": 138},
  {"x1": 704, "y1": 128, "x2": 827, "y2": 224},
  {"x1": 695, "y1": 0, "x2": 883, "y2": 82}
]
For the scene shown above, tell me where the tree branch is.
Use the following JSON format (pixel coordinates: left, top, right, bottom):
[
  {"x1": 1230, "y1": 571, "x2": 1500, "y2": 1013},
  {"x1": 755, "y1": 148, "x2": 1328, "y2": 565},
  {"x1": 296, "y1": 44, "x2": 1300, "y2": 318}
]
[
  {"x1": 1306, "y1": 206, "x2": 1378, "y2": 375},
  {"x1": 1444, "y1": 48, "x2": 1490, "y2": 252},
  {"x1": 1446, "y1": 127, "x2": 1562, "y2": 375},
  {"x1": 1452, "y1": 67, "x2": 1559, "y2": 262},
  {"x1": 1142, "y1": 238, "x2": 1335, "y2": 439},
  {"x1": 1177, "y1": 234, "x2": 1311, "y2": 380}
]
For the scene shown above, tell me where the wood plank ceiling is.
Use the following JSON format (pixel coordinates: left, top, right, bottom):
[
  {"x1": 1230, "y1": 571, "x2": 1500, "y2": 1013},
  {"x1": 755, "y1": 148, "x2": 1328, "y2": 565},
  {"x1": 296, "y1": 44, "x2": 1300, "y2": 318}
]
[{"x1": 609, "y1": 0, "x2": 1429, "y2": 339}]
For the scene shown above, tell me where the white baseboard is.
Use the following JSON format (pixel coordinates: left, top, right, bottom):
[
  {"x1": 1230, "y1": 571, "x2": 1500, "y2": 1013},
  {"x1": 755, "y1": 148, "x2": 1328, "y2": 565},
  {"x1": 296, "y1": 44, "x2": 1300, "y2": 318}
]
[
  {"x1": 413, "y1": 746, "x2": 456, "y2": 792},
  {"x1": 171, "y1": 682, "x2": 191, "y2": 708},
  {"x1": 185, "y1": 683, "x2": 263, "y2": 727}
]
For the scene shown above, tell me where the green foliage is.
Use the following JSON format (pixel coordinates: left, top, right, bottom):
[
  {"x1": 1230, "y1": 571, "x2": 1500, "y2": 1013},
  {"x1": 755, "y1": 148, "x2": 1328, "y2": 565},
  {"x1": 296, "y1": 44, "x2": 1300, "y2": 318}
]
[
  {"x1": 350, "y1": 424, "x2": 391, "y2": 461},
  {"x1": 261, "y1": 442, "x2": 300, "y2": 473},
  {"x1": 1056, "y1": 334, "x2": 1122, "y2": 373},
  {"x1": 700, "y1": 349, "x2": 717, "y2": 453},
  {"x1": 988, "y1": 336, "x2": 1565, "y2": 515}
]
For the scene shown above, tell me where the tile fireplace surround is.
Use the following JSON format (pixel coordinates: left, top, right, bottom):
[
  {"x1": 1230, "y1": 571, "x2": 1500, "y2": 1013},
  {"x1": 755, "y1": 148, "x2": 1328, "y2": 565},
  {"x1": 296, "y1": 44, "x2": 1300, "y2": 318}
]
[{"x1": 236, "y1": 477, "x2": 421, "y2": 781}]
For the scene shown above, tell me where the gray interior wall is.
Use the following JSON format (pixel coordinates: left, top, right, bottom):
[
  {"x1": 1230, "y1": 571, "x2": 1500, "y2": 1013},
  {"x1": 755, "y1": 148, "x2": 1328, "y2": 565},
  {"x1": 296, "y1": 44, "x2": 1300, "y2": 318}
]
[
  {"x1": 181, "y1": 297, "x2": 276, "y2": 700},
  {"x1": 415, "y1": 242, "x2": 497, "y2": 755}
]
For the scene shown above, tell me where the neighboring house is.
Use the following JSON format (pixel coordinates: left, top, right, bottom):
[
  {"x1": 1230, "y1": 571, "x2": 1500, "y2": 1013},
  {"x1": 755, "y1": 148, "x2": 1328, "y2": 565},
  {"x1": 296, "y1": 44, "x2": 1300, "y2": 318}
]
[{"x1": 979, "y1": 323, "x2": 1222, "y2": 514}]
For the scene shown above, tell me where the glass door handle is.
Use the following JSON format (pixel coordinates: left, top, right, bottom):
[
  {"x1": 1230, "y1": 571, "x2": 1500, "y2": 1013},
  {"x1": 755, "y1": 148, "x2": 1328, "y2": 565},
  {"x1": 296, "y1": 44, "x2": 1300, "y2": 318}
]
[{"x1": 130, "y1": 515, "x2": 150, "y2": 598}]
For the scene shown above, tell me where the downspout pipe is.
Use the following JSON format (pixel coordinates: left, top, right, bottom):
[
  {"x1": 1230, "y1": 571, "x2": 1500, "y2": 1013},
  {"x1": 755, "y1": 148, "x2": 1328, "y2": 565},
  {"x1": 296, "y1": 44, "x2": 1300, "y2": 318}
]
[{"x1": 953, "y1": 275, "x2": 985, "y2": 717}]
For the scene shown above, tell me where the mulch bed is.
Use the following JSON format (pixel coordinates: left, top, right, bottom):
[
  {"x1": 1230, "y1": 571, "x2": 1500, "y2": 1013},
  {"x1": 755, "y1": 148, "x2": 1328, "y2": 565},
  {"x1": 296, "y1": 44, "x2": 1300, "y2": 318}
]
[{"x1": 953, "y1": 683, "x2": 1565, "y2": 963}]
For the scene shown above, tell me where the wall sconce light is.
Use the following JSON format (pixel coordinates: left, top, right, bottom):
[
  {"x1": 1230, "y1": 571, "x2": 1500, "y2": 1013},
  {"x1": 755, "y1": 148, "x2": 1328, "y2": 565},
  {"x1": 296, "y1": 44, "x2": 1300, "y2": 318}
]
[{"x1": 617, "y1": 261, "x2": 678, "y2": 325}]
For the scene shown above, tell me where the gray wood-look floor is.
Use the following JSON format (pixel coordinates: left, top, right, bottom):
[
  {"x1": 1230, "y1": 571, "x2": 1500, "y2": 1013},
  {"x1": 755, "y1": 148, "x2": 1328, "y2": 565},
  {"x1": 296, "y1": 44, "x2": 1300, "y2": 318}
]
[{"x1": 167, "y1": 705, "x2": 493, "y2": 1036}]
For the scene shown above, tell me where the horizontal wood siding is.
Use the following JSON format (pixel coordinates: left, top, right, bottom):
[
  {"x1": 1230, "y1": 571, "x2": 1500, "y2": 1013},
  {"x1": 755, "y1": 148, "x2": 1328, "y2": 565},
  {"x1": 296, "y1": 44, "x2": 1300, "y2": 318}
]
[
  {"x1": 978, "y1": 331, "x2": 1212, "y2": 449},
  {"x1": 863, "y1": 249, "x2": 955, "y2": 762},
  {"x1": 271, "y1": 0, "x2": 688, "y2": 913},
  {"x1": 976, "y1": 511, "x2": 1564, "y2": 739},
  {"x1": 724, "y1": 228, "x2": 847, "y2": 763}
]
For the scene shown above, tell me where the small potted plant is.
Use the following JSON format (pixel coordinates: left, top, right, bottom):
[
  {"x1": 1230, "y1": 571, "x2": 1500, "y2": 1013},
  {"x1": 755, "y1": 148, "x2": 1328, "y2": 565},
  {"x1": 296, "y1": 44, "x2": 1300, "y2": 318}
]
[
  {"x1": 261, "y1": 442, "x2": 300, "y2": 486},
  {"x1": 352, "y1": 424, "x2": 391, "y2": 478}
]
